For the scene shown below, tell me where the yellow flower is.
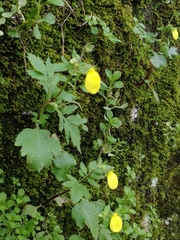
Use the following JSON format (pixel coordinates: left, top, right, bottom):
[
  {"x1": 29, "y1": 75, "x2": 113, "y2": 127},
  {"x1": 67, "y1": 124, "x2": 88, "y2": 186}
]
[
  {"x1": 85, "y1": 68, "x2": 101, "y2": 94},
  {"x1": 172, "y1": 28, "x2": 178, "y2": 40},
  {"x1": 110, "y1": 213, "x2": 123, "y2": 233},
  {"x1": 107, "y1": 171, "x2": 118, "y2": 190}
]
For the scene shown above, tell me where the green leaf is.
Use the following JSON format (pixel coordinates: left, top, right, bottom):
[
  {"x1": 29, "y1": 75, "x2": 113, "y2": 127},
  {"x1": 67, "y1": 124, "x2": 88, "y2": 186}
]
[
  {"x1": 105, "y1": 68, "x2": 112, "y2": 80},
  {"x1": 52, "y1": 151, "x2": 76, "y2": 181},
  {"x1": 112, "y1": 81, "x2": 124, "y2": 89},
  {"x1": 91, "y1": 26, "x2": 99, "y2": 34},
  {"x1": 167, "y1": 46, "x2": 178, "y2": 59},
  {"x1": 15, "y1": 128, "x2": 62, "y2": 171},
  {"x1": 47, "y1": 0, "x2": 65, "y2": 6},
  {"x1": 106, "y1": 110, "x2": 113, "y2": 119},
  {"x1": 18, "y1": 188, "x2": 25, "y2": 198},
  {"x1": 18, "y1": 0, "x2": 27, "y2": 8},
  {"x1": 84, "y1": 43, "x2": 94, "y2": 53},
  {"x1": 22, "y1": 204, "x2": 38, "y2": 217},
  {"x1": 150, "y1": 52, "x2": 167, "y2": 68},
  {"x1": 0, "y1": 192, "x2": 6, "y2": 201},
  {"x1": 57, "y1": 90, "x2": 77, "y2": 101},
  {"x1": 27, "y1": 53, "x2": 46, "y2": 74},
  {"x1": 69, "y1": 235, "x2": 85, "y2": 240},
  {"x1": 27, "y1": 69, "x2": 46, "y2": 81},
  {"x1": 87, "y1": 177, "x2": 99, "y2": 188},
  {"x1": 38, "y1": 13, "x2": 55, "y2": 24},
  {"x1": 99, "y1": 227, "x2": 112, "y2": 240},
  {"x1": 33, "y1": 24, "x2": 41, "y2": 39},
  {"x1": 152, "y1": 89, "x2": 159, "y2": 103},
  {"x1": 6, "y1": 200, "x2": 15, "y2": 209},
  {"x1": 110, "y1": 117, "x2": 122, "y2": 128},
  {"x1": 60, "y1": 105, "x2": 78, "y2": 115},
  {"x1": 2, "y1": 12, "x2": 14, "y2": 18},
  {"x1": 0, "y1": 17, "x2": 5, "y2": 24},
  {"x1": 0, "y1": 30, "x2": 4, "y2": 36},
  {"x1": 7, "y1": 28, "x2": 20, "y2": 38},
  {"x1": 72, "y1": 199, "x2": 99, "y2": 240},
  {"x1": 80, "y1": 162, "x2": 87, "y2": 175},
  {"x1": 112, "y1": 71, "x2": 121, "y2": 81},
  {"x1": 58, "y1": 113, "x2": 81, "y2": 152},
  {"x1": 63, "y1": 177, "x2": 90, "y2": 203}
]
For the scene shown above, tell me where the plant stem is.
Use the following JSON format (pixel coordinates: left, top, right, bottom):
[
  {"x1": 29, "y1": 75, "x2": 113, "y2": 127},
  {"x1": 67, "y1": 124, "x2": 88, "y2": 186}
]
[
  {"x1": 53, "y1": 75, "x2": 73, "y2": 100},
  {"x1": 39, "y1": 188, "x2": 70, "y2": 207},
  {"x1": 40, "y1": 152, "x2": 104, "y2": 207}
]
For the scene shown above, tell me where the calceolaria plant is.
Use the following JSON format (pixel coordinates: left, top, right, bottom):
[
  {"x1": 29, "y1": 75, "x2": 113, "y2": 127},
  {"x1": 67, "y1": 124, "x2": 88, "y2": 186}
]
[{"x1": 13, "y1": 44, "x2": 161, "y2": 239}]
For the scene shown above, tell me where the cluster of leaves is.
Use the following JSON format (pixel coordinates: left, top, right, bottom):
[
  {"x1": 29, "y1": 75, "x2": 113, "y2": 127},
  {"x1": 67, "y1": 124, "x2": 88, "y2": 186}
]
[
  {"x1": 0, "y1": 0, "x2": 65, "y2": 38},
  {"x1": 0, "y1": 165, "x2": 160, "y2": 240},
  {"x1": 133, "y1": 17, "x2": 179, "y2": 69},
  {"x1": 0, "y1": 1, "x2": 164, "y2": 238},
  {"x1": 0, "y1": 170, "x2": 64, "y2": 240}
]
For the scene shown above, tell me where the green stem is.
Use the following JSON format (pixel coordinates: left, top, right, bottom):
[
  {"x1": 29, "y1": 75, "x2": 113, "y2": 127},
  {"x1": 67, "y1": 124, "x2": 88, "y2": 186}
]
[{"x1": 53, "y1": 75, "x2": 73, "y2": 100}]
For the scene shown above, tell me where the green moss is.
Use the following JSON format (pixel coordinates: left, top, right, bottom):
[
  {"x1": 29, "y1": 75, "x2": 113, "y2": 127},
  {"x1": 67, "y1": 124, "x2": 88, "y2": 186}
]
[{"x1": 1, "y1": 0, "x2": 180, "y2": 238}]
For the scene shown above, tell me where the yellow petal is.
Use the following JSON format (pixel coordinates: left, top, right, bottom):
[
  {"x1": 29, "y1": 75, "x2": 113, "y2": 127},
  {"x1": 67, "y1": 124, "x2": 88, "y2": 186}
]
[
  {"x1": 85, "y1": 68, "x2": 101, "y2": 94},
  {"x1": 107, "y1": 171, "x2": 118, "y2": 190},
  {"x1": 110, "y1": 213, "x2": 123, "y2": 233},
  {"x1": 172, "y1": 28, "x2": 178, "y2": 40}
]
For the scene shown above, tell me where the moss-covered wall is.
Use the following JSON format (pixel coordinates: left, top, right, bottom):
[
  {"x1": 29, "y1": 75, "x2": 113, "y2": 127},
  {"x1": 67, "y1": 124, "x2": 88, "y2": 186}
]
[{"x1": 1, "y1": 0, "x2": 180, "y2": 238}]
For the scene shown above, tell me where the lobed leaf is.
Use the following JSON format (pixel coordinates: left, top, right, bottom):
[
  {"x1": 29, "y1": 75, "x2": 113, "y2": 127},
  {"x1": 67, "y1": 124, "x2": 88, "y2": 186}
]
[
  {"x1": 72, "y1": 199, "x2": 99, "y2": 240},
  {"x1": 52, "y1": 151, "x2": 76, "y2": 181},
  {"x1": 15, "y1": 128, "x2": 62, "y2": 171}
]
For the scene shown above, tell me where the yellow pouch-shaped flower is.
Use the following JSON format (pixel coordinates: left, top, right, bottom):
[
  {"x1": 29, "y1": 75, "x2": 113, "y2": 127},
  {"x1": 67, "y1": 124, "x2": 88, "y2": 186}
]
[
  {"x1": 85, "y1": 68, "x2": 101, "y2": 94},
  {"x1": 107, "y1": 171, "x2": 118, "y2": 190},
  {"x1": 172, "y1": 28, "x2": 178, "y2": 40},
  {"x1": 110, "y1": 213, "x2": 123, "y2": 233}
]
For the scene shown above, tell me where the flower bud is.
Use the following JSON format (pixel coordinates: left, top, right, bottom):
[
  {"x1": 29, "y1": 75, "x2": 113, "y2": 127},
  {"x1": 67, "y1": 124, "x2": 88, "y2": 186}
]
[
  {"x1": 172, "y1": 28, "x2": 178, "y2": 40},
  {"x1": 110, "y1": 213, "x2": 123, "y2": 232},
  {"x1": 85, "y1": 68, "x2": 101, "y2": 94},
  {"x1": 107, "y1": 171, "x2": 118, "y2": 190}
]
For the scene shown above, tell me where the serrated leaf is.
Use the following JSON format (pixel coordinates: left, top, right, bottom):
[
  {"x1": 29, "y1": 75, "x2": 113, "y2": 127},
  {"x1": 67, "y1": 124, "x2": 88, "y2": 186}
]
[
  {"x1": 80, "y1": 162, "x2": 87, "y2": 175},
  {"x1": 63, "y1": 178, "x2": 90, "y2": 203},
  {"x1": 52, "y1": 151, "x2": 76, "y2": 181},
  {"x1": 57, "y1": 90, "x2": 77, "y2": 101},
  {"x1": 27, "y1": 69, "x2": 46, "y2": 81},
  {"x1": 87, "y1": 177, "x2": 99, "y2": 188},
  {"x1": 60, "y1": 105, "x2": 78, "y2": 115},
  {"x1": 47, "y1": 62, "x2": 70, "y2": 72},
  {"x1": 99, "y1": 228, "x2": 112, "y2": 240},
  {"x1": 69, "y1": 235, "x2": 85, "y2": 240},
  {"x1": 47, "y1": 0, "x2": 65, "y2": 6},
  {"x1": 58, "y1": 113, "x2": 81, "y2": 152},
  {"x1": 33, "y1": 24, "x2": 41, "y2": 39},
  {"x1": 150, "y1": 52, "x2": 167, "y2": 69},
  {"x1": 72, "y1": 199, "x2": 99, "y2": 240},
  {"x1": 27, "y1": 53, "x2": 46, "y2": 74},
  {"x1": 15, "y1": 128, "x2": 61, "y2": 171}
]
